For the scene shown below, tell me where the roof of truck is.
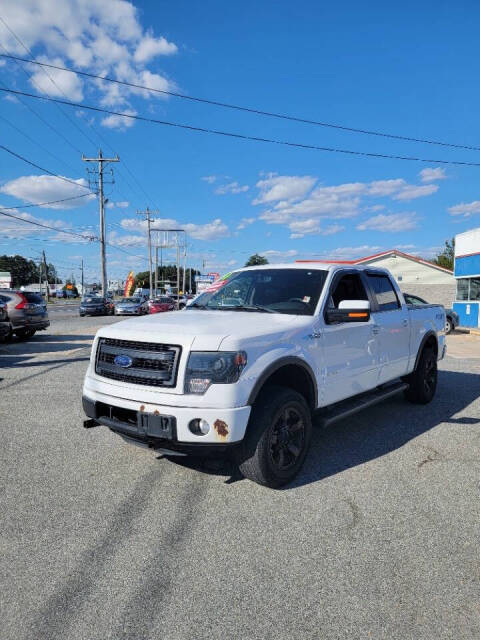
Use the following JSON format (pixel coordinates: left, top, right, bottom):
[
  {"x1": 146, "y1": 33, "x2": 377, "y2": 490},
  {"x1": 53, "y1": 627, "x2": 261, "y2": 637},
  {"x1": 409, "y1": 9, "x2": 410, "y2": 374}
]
[{"x1": 240, "y1": 262, "x2": 388, "y2": 272}]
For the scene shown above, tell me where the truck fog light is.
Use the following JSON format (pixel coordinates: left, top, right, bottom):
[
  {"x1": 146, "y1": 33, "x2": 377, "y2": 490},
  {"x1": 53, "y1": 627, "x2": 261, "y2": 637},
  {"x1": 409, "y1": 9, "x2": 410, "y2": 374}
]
[
  {"x1": 187, "y1": 378, "x2": 211, "y2": 394},
  {"x1": 189, "y1": 418, "x2": 210, "y2": 436}
]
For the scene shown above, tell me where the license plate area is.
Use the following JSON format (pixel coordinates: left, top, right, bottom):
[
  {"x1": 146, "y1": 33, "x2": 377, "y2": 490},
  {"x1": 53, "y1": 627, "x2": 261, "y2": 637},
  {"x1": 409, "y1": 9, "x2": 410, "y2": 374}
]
[{"x1": 95, "y1": 401, "x2": 176, "y2": 440}]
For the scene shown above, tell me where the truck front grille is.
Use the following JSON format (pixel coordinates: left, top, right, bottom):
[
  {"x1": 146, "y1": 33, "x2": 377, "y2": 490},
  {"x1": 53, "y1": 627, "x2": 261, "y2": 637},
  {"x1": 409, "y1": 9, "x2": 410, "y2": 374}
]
[{"x1": 95, "y1": 337, "x2": 181, "y2": 388}]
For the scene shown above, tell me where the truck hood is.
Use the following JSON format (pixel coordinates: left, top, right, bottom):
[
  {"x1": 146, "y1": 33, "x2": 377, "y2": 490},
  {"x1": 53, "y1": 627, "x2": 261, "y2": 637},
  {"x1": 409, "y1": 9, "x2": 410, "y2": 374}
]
[{"x1": 97, "y1": 309, "x2": 302, "y2": 351}]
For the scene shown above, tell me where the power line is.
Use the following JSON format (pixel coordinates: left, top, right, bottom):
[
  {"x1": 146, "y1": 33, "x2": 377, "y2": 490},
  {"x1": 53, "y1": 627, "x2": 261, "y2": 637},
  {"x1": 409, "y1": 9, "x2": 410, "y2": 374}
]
[
  {"x1": 0, "y1": 143, "x2": 96, "y2": 190},
  {"x1": 0, "y1": 194, "x2": 93, "y2": 210},
  {"x1": 0, "y1": 208, "x2": 97, "y2": 240},
  {"x1": 2, "y1": 52, "x2": 480, "y2": 153},
  {"x1": 2, "y1": 86, "x2": 480, "y2": 167},
  {"x1": 0, "y1": 20, "x2": 151, "y2": 208}
]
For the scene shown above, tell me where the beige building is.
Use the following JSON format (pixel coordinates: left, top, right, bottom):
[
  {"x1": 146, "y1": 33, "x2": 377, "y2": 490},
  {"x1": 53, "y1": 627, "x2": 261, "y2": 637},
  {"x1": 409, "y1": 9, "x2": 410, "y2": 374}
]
[
  {"x1": 299, "y1": 250, "x2": 455, "y2": 308},
  {"x1": 350, "y1": 250, "x2": 455, "y2": 308}
]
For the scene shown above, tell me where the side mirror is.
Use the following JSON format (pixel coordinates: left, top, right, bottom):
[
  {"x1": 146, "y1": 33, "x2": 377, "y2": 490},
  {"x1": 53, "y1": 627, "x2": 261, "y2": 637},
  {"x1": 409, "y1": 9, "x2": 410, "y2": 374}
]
[{"x1": 325, "y1": 300, "x2": 370, "y2": 324}]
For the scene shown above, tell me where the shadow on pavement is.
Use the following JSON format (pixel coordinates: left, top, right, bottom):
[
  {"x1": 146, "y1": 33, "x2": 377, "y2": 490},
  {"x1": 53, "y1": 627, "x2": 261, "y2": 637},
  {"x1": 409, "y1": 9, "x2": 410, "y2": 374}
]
[
  {"x1": 166, "y1": 370, "x2": 480, "y2": 488},
  {"x1": 0, "y1": 334, "x2": 94, "y2": 358}
]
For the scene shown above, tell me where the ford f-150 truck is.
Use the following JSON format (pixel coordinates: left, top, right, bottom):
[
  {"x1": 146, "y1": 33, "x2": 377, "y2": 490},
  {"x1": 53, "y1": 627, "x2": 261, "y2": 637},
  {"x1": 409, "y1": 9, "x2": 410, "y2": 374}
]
[{"x1": 83, "y1": 264, "x2": 446, "y2": 488}]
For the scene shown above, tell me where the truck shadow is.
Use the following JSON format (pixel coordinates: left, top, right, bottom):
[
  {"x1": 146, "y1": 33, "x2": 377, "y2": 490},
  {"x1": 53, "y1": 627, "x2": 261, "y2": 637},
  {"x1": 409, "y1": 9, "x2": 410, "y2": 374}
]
[
  {"x1": 292, "y1": 369, "x2": 480, "y2": 489},
  {"x1": 167, "y1": 370, "x2": 480, "y2": 488}
]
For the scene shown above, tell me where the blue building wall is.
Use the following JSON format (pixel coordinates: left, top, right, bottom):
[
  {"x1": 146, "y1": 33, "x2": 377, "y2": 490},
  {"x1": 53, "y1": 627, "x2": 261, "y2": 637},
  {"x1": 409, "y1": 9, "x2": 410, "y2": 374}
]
[
  {"x1": 453, "y1": 302, "x2": 479, "y2": 328},
  {"x1": 455, "y1": 253, "x2": 480, "y2": 277}
]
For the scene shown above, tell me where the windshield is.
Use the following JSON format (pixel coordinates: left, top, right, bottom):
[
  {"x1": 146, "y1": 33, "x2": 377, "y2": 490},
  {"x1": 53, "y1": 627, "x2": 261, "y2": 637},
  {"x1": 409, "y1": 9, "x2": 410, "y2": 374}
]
[
  {"x1": 120, "y1": 297, "x2": 140, "y2": 304},
  {"x1": 188, "y1": 268, "x2": 328, "y2": 315},
  {"x1": 83, "y1": 297, "x2": 103, "y2": 304}
]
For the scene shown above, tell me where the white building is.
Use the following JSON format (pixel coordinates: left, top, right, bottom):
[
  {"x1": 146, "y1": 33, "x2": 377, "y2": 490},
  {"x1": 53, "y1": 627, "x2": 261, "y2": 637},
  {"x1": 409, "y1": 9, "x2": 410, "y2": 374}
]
[{"x1": 453, "y1": 227, "x2": 480, "y2": 328}]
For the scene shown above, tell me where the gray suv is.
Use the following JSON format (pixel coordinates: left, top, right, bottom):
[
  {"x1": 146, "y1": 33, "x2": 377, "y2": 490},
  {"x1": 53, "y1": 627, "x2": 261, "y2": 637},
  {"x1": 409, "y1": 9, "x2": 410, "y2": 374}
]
[{"x1": 0, "y1": 290, "x2": 50, "y2": 340}]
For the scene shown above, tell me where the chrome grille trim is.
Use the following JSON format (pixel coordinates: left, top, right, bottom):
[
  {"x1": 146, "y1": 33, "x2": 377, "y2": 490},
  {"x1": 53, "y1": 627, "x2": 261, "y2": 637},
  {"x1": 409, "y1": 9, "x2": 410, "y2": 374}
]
[{"x1": 95, "y1": 337, "x2": 181, "y2": 388}]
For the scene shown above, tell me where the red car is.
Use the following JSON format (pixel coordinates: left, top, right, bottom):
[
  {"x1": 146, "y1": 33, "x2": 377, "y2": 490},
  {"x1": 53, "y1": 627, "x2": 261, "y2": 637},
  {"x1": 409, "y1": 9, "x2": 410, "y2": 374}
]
[{"x1": 148, "y1": 296, "x2": 175, "y2": 314}]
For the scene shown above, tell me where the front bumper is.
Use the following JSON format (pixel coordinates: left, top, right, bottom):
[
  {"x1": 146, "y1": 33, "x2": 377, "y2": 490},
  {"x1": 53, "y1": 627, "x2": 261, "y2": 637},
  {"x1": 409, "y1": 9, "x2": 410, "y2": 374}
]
[{"x1": 82, "y1": 389, "x2": 251, "y2": 450}]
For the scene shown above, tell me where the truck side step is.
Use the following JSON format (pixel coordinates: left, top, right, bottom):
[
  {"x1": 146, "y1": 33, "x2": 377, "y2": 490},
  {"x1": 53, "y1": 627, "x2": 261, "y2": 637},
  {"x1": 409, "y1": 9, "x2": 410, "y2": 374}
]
[{"x1": 317, "y1": 381, "x2": 408, "y2": 428}]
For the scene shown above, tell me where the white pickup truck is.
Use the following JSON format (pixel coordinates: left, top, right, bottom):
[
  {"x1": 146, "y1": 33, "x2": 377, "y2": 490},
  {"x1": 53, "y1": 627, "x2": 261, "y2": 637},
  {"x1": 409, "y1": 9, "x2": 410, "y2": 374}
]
[{"x1": 83, "y1": 263, "x2": 446, "y2": 488}]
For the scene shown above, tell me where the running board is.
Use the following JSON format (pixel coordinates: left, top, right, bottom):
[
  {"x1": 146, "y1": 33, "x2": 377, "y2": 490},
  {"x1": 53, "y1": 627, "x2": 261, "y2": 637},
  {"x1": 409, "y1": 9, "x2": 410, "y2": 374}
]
[{"x1": 317, "y1": 381, "x2": 409, "y2": 428}]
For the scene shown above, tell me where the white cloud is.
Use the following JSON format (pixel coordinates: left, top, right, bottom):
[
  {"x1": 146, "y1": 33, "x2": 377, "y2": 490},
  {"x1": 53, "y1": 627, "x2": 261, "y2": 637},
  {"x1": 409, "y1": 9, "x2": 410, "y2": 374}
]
[
  {"x1": 419, "y1": 167, "x2": 447, "y2": 183},
  {"x1": 288, "y1": 219, "x2": 345, "y2": 238},
  {"x1": 134, "y1": 33, "x2": 178, "y2": 62},
  {"x1": 357, "y1": 213, "x2": 419, "y2": 232},
  {"x1": 392, "y1": 184, "x2": 438, "y2": 201},
  {"x1": 448, "y1": 200, "x2": 480, "y2": 217},
  {"x1": 28, "y1": 55, "x2": 84, "y2": 101},
  {"x1": 0, "y1": 0, "x2": 179, "y2": 118},
  {"x1": 201, "y1": 176, "x2": 217, "y2": 184},
  {"x1": 367, "y1": 179, "x2": 406, "y2": 196},
  {"x1": 116, "y1": 201, "x2": 129, "y2": 208},
  {"x1": 261, "y1": 249, "x2": 299, "y2": 263},
  {"x1": 253, "y1": 174, "x2": 317, "y2": 205},
  {"x1": 0, "y1": 174, "x2": 94, "y2": 208},
  {"x1": 236, "y1": 217, "x2": 255, "y2": 230},
  {"x1": 101, "y1": 109, "x2": 137, "y2": 130},
  {"x1": 119, "y1": 216, "x2": 229, "y2": 241},
  {"x1": 0, "y1": 206, "x2": 92, "y2": 244},
  {"x1": 214, "y1": 181, "x2": 249, "y2": 195}
]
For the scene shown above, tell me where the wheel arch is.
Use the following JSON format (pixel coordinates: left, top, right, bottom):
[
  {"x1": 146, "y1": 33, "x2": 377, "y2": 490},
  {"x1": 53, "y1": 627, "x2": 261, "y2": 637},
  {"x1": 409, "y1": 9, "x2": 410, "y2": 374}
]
[
  {"x1": 247, "y1": 357, "x2": 317, "y2": 411},
  {"x1": 414, "y1": 330, "x2": 438, "y2": 371}
]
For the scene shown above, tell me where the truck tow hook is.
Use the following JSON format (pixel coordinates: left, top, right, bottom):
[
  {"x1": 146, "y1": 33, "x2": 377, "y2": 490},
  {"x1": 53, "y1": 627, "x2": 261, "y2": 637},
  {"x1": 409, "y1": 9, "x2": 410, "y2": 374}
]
[{"x1": 83, "y1": 418, "x2": 100, "y2": 429}]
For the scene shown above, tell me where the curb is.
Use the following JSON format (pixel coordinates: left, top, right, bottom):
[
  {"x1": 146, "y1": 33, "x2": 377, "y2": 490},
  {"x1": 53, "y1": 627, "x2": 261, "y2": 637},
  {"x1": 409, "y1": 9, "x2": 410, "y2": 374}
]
[{"x1": 456, "y1": 327, "x2": 480, "y2": 336}]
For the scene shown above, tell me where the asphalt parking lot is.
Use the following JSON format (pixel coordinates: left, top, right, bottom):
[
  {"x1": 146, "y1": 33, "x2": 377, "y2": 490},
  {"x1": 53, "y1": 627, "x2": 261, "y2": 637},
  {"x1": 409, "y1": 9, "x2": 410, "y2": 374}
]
[{"x1": 1, "y1": 313, "x2": 480, "y2": 640}]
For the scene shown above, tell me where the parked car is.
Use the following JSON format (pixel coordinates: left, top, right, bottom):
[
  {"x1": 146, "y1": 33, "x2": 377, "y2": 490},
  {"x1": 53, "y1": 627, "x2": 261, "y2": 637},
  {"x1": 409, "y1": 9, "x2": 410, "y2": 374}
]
[
  {"x1": 0, "y1": 290, "x2": 49, "y2": 339},
  {"x1": 79, "y1": 296, "x2": 114, "y2": 317},
  {"x1": 169, "y1": 294, "x2": 188, "y2": 309},
  {"x1": 82, "y1": 264, "x2": 446, "y2": 488},
  {"x1": 403, "y1": 293, "x2": 459, "y2": 334},
  {"x1": 0, "y1": 299, "x2": 12, "y2": 342},
  {"x1": 114, "y1": 297, "x2": 149, "y2": 316},
  {"x1": 148, "y1": 297, "x2": 175, "y2": 314}
]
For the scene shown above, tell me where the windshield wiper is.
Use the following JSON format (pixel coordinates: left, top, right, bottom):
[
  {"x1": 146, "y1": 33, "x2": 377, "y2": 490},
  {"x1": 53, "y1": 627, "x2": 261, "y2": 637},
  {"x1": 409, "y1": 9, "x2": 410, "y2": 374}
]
[{"x1": 228, "y1": 304, "x2": 276, "y2": 313}]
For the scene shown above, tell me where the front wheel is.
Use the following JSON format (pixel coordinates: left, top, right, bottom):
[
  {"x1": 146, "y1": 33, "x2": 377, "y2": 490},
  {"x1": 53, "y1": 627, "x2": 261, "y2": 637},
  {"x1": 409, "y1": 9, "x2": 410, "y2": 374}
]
[
  {"x1": 404, "y1": 347, "x2": 437, "y2": 404},
  {"x1": 235, "y1": 385, "x2": 312, "y2": 488},
  {"x1": 15, "y1": 328, "x2": 36, "y2": 341}
]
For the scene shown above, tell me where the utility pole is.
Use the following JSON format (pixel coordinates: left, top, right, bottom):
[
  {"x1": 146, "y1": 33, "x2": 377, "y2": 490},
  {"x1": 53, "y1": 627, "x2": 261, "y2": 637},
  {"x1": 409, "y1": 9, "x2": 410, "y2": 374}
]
[
  {"x1": 137, "y1": 207, "x2": 158, "y2": 297},
  {"x1": 81, "y1": 259, "x2": 84, "y2": 296},
  {"x1": 42, "y1": 250, "x2": 49, "y2": 302},
  {"x1": 82, "y1": 149, "x2": 119, "y2": 297}
]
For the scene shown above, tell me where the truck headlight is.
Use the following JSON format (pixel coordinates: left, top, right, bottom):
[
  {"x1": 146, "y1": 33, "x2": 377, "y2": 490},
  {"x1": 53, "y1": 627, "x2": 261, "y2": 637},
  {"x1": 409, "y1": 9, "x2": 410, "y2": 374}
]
[{"x1": 184, "y1": 351, "x2": 247, "y2": 394}]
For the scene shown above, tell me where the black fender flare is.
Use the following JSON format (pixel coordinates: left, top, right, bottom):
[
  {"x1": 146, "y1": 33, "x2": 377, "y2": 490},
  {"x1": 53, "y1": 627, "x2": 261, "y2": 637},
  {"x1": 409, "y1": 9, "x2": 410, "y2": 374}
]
[
  {"x1": 413, "y1": 330, "x2": 438, "y2": 371},
  {"x1": 247, "y1": 356, "x2": 318, "y2": 409}
]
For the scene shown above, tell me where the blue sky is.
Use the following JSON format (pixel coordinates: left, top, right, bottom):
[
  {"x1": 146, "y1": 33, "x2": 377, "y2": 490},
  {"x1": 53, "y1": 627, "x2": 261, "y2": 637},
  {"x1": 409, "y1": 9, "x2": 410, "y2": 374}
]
[{"x1": 1, "y1": 0, "x2": 480, "y2": 284}]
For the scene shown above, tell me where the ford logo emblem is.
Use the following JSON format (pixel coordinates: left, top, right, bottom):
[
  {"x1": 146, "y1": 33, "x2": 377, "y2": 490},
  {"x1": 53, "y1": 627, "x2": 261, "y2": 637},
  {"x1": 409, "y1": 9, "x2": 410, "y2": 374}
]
[{"x1": 114, "y1": 354, "x2": 133, "y2": 368}]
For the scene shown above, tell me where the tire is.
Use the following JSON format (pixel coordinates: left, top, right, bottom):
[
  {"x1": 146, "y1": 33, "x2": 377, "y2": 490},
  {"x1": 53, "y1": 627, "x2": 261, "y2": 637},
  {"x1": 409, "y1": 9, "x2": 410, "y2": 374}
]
[
  {"x1": 15, "y1": 328, "x2": 36, "y2": 341},
  {"x1": 404, "y1": 347, "x2": 437, "y2": 404},
  {"x1": 1, "y1": 325, "x2": 13, "y2": 343},
  {"x1": 235, "y1": 385, "x2": 312, "y2": 488},
  {"x1": 445, "y1": 317, "x2": 453, "y2": 334}
]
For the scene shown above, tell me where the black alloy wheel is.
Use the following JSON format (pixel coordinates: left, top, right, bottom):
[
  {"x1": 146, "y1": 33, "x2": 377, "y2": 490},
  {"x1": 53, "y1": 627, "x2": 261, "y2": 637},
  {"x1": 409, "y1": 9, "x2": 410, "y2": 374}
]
[{"x1": 268, "y1": 406, "x2": 306, "y2": 472}]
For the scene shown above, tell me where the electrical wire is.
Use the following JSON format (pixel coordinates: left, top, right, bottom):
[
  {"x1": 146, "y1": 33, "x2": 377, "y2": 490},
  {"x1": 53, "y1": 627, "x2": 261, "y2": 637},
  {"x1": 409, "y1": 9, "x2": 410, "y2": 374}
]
[
  {"x1": 0, "y1": 208, "x2": 97, "y2": 240},
  {"x1": 0, "y1": 194, "x2": 94, "y2": 210},
  {"x1": 0, "y1": 143, "x2": 96, "y2": 190},
  {"x1": 2, "y1": 52, "x2": 480, "y2": 153},
  {"x1": 2, "y1": 87, "x2": 480, "y2": 167}
]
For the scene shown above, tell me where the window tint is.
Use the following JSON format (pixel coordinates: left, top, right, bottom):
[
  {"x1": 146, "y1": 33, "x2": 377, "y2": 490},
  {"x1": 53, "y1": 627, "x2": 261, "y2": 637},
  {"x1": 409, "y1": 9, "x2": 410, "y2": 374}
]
[
  {"x1": 404, "y1": 294, "x2": 426, "y2": 305},
  {"x1": 367, "y1": 274, "x2": 400, "y2": 311},
  {"x1": 24, "y1": 292, "x2": 44, "y2": 304},
  {"x1": 328, "y1": 273, "x2": 368, "y2": 309}
]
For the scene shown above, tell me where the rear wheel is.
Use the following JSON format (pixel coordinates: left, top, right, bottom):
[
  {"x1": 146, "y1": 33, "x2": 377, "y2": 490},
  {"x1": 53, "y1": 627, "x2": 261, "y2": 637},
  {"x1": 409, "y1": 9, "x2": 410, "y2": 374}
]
[
  {"x1": 1, "y1": 325, "x2": 13, "y2": 343},
  {"x1": 404, "y1": 346, "x2": 437, "y2": 404},
  {"x1": 235, "y1": 385, "x2": 312, "y2": 488},
  {"x1": 15, "y1": 328, "x2": 36, "y2": 341},
  {"x1": 445, "y1": 317, "x2": 453, "y2": 334}
]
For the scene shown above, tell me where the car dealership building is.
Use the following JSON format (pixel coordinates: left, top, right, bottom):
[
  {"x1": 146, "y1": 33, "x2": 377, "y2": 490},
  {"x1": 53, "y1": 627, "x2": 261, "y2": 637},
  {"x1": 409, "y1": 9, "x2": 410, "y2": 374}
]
[{"x1": 454, "y1": 227, "x2": 480, "y2": 328}]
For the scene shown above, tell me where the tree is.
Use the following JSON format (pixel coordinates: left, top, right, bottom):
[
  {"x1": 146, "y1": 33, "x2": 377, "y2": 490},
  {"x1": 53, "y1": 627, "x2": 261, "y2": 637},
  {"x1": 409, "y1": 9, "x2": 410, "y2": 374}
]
[
  {"x1": 47, "y1": 263, "x2": 61, "y2": 284},
  {"x1": 245, "y1": 253, "x2": 269, "y2": 267},
  {"x1": 432, "y1": 238, "x2": 455, "y2": 271},
  {"x1": 0, "y1": 254, "x2": 39, "y2": 287},
  {"x1": 135, "y1": 265, "x2": 201, "y2": 293}
]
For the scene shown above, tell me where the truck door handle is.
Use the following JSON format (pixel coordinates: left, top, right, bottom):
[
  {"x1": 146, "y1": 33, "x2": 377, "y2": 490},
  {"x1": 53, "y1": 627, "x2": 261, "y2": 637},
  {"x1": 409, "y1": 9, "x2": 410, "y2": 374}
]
[
  {"x1": 308, "y1": 331, "x2": 322, "y2": 339},
  {"x1": 372, "y1": 325, "x2": 380, "y2": 335},
  {"x1": 402, "y1": 319, "x2": 409, "y2": 327}
]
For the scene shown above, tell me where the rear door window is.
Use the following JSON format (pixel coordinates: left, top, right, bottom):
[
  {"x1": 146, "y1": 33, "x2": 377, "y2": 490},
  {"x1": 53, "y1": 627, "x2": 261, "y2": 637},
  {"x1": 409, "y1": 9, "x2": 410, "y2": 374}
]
[
  {"x1": 24, "y1": 292, "x2": 44, "y2": 304},
  {"x1": 366, "y1": 274, "x2": 400, "y2": 311}
]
